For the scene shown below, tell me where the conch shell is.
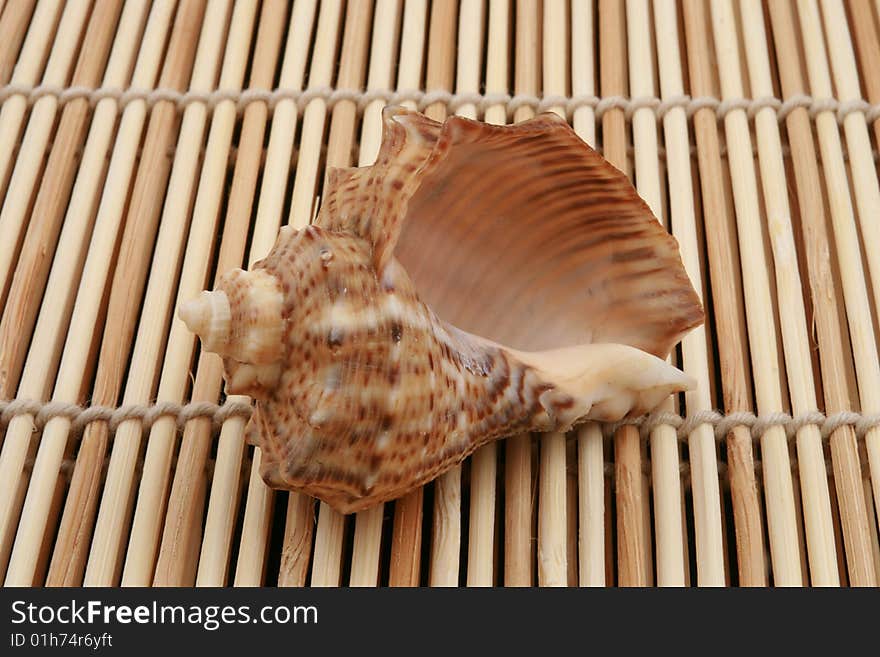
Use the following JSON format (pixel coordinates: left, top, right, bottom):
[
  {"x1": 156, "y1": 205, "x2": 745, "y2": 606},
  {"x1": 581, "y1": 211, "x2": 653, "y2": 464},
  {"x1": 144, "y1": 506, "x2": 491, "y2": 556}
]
[{"x1": 180, "y1": 107, "x2": 703, "y2": 514}]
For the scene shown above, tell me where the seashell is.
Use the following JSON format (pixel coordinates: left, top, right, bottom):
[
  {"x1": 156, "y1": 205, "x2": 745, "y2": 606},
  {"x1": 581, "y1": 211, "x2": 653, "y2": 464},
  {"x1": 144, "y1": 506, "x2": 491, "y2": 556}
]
[{"x1": 180, "y1": 106, "x2": 704, "y2": 514}]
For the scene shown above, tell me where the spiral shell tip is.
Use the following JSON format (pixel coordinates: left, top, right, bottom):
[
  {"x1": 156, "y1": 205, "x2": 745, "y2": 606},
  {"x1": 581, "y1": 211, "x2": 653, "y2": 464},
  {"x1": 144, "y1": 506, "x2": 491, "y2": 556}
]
[{"x1": 179, "y1": 290, "x2": 230, "y2": 351}]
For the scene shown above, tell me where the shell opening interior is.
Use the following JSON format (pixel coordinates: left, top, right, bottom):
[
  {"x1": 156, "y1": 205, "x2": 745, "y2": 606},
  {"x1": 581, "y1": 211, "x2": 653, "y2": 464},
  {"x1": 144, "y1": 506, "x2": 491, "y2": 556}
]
[{"x1": 372, "y1": 110, "x2": 703, "y2": 359}]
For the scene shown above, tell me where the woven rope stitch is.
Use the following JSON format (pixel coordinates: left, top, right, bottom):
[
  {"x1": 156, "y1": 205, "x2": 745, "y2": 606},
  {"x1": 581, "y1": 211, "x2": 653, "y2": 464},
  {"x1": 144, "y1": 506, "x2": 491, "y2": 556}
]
[
  {"x1": 2, "y1": 82, "x2": 879, "y2": 125},
  {"x1": 2, "y1": 399, "x2": 879, "y2": 445}
]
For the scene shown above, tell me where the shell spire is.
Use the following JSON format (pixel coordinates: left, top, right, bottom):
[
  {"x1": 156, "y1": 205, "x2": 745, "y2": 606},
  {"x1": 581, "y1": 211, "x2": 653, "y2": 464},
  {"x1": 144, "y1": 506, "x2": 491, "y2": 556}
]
[
  {"x1": 181, "y1": 107, "x2": 704, "y2": 514},
  {"x1": 179, "y1": 267, "x2": 284, "y2": 398}
]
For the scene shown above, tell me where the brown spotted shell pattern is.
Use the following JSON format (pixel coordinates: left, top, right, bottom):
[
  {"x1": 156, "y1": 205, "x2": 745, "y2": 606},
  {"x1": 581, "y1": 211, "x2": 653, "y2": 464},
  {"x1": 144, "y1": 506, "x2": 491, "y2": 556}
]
[{"x1": 180, "y1": 107, "x2": 704, "y2": 514}]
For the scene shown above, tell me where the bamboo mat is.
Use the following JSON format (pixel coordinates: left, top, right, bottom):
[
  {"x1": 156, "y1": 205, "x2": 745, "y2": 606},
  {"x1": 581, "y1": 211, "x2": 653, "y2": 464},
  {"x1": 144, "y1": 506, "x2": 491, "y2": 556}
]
[{"x1": 0, "y1": 0, "x2": 879, "y2": 588}]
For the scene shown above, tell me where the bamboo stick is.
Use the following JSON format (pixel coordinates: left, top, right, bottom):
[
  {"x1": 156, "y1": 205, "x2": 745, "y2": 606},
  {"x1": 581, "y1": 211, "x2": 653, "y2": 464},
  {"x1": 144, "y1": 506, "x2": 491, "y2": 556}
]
[
  {"x1": 0, "y1": 0, "x2": 61, "y2": 208},
  {"x1": 599, "y1": 0, "x2": 651, "y2": 587},
  {"x1": 229, "y1": 0, "x2": 321, "y2": 588},
  {"x1": 120, "y1": 0, "x2": 258, "y2": 587},
  {"x1": 820, "y1": 1, "x2": 880, "y2": 323},
  {"x1": 348, "y1": 0, "x2": 403, "y2": 589},
  {"x1": 571, "y1": 0, "x2": 606, "y2": 588},
  {"x1": 1, "y1": 0, "x2": 136, "y2": 587},
  {"x1": 536, "y1": 0, "x2": 569, "y2": 588},
  {"x1": 865, "y1": 475, "x2": 880, "y2": 578},
  {"x1": 0, "y1": 0, "x2": 37, "y2": 84},
  {"x1": 708, "y1": 0, "x2": 803, "y2": 586},
  {"x1": 505, "y1": 0, "x2": 539, "y2": 588},
  {"x1": 0, "y1": 0, "x2": 123, "y2": 403},
  {"x1": 83, "y1": 0, "x2": 229, "y2": 587},
  {"x1": 9, "y1": 2, "x2": 174, "y2": 587},
  {"x1": 848, "y1": 0, "x2": 880, "y2": 149},
  {"x1": 37, "y1": 2, "x2": 175, "y2": 586},
  {"x1": 304, "y1": 0, "x2": 370, "y2": 588},
  {"x1": 654, "y1": 0, "x2": 726, "y2": 586},
  {"x1": 424, "y1": 0, "x2": 460, "y2": 588},
  {"x1": 844, "y1": 0, "x2": 880, "y2": 583},
  {"x1": 41, "y1": 0, "x2": 205, "y2": 587},
  {"x1": 681, "y1": 0, "x2": 766, "y2": 586},
  {"x1": 387, "y1": 0, "x2": 428, "y2": 588},
  {"x1": 626, "y1": 0, "x2": 686, "y2": 587},
  {"x1": 818, "y1": 0, "x2": 880, "y2": 535},
  {"x1": 195, "y1": 0, "x2": 314, "y2": 588},
  {"x1": 150, "y1": 0, "x2": 288, "y2": 588},
  {"x1": 465, "y1": 0, "x2": 508, "y2": 588},
  {"x1": 796, "y1": 0, "x2": 880, "y2": 544},
  {"x1": 0, "y1": 0, "x2": 88, "y2": 311},
  {"x1": 737, "y1": 0, "x2": 840, "y2": 585}
]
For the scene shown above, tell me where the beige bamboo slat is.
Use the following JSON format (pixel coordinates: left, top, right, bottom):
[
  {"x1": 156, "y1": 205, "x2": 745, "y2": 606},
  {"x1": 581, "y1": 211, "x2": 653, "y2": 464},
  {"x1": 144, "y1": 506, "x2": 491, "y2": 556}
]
[
  {"x1": 387, "y1": 0, "x2": 427, "y2": 588},
  {"x1": 820, "y1": 1, "x2": 880, "y2": 322},
  {"x1": 801, "y1": 10, "x2": 871, "y2": 585},
  {"x1": 818, "y1": 0, "x2": 880, "y2": 528},
  {"x1": 423, "y1": 0, "x2": 459, "y2": 587},
  {"x1": 120, "y1": 0, "x2": 258, "y2": 587},
  {"x1": 848, "y1": 0, "x2": 880, "y2": 149},
  {"x1": 303, "y1": 0, "x2": 370, "y2": 588},
  {"x1": 599, "y1": 0, "x2": 651, "y2": 587},
  {"x1": 465, "y1": 0, "x2": 508, "y2": 588},
  {"x1": 709, "y1": 0, "x2": 803, "y2": 586},
  {"x1": 431, "y1": 0, "x2": 482, "y2": 587},
  {"x1": 0, "y1": 0, "x2": 87, "y2": 311},
  {"x1": 826, "y1": 478, "x2": 848, "y2": 585},
  {"x1": 0, "y1": 0, "x2": 61, "y2": 209},
  {"x1": 571, "y1": 0, "x2": 606, "y2": 588},
  {"x1": 1, "y1": 0, "x2": 137, "y2": 587},
  {"x1": 865, "y1": 476, "x2": 880, "y2": 577},
  {"x1": 348, "y1": 0, "x2": 402, "y2": 588},
  {"x1": 791, "y1": 0, "x2": 871, "y2": 582},
  {"x1": 42, "y1": 0, "x2": 205, "y2": 586},
  {"x1": 3, "y1": 1, "x2": 172, "y2": 586},
  {"x1": 536, "y1": 0, "x2": 569, "y2": 588},
  {"x1": 681, "y1": 0, "x2": 766, "y2": 586},
  {"x1": 83, "y1": 0, "x2": 230, "y2": 587},
  {"x1": 230, "y1": 0, "x2": 332, "y2": 589},
  {"x1": 0, "y1": 0, "x2": 37, "y2": 85},
  {"x1": 149, "y1": 0, "x2": 288, "y2": 588},
  {"x1": 849, "y1": 0, "x2": 880, "y2": 578},
  {"x1": 0, "y1": 0, "x2": 122, "y2": 405},
  {"x1": 626, "y1": 0, "x2": 686, "y2": 587},
  {"x1": 41, "y1": 2, "x2": 178, "y2": 587},
  {"x1": 272, "y1": 0, "x2": 346, "y2": 590},
  {"x1": 229, "y1": 0, "x2": 321, "y2": 588},
  {"x1": 796, "y1": 0, "x2": 880, "y2": 539},
  {"x1": 654, "y1": 0, "x2": 725, "y2": 586},
  {"x1": 505, "y1": 0, "x2": 538, "y2": 588},
  {"x1": 199, "y1": 0, "x2": 315, "y2": 588},
  {"x1": 737, "y1": 0, "x2": 839, "y2": 585},
  {"x1": 876, "y1": 0, "x2": 880, "y2": 49},
  {"x1": 229, "y1": 0, "x2": 315, "y2": 586},
  {"x1": 422, "y1": 0, "x2": 457, "y2": 122}
]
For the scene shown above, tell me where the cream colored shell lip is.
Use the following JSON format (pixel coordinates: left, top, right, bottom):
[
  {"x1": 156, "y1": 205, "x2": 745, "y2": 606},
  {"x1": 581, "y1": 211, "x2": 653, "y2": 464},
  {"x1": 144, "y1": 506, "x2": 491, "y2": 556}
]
[{"x1": 179, "y1": 106, "x2": 704, "y2": 514}]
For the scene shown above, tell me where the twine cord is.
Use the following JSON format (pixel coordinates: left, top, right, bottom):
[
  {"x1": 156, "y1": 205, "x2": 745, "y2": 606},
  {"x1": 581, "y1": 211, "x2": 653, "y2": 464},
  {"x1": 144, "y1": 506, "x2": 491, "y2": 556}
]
[
  {"x1": 606, "y1": 408, "x2": 880, "y2": 443},
  {"x1": 2, "y1": 399, "x2": 879, "y2": 446},
  {"x1": 0, "y1": 398, "x2": 253, "y2": 434},
  {"x1": 1, "y1": 82, "x2": 879, "y2": 125}
]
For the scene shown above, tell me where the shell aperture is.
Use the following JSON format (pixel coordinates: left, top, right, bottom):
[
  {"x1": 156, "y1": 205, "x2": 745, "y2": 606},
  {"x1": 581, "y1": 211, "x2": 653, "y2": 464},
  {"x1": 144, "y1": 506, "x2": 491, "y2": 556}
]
[{"x1": 180, "y1": 107, "x2": 703, "y2": 513}]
